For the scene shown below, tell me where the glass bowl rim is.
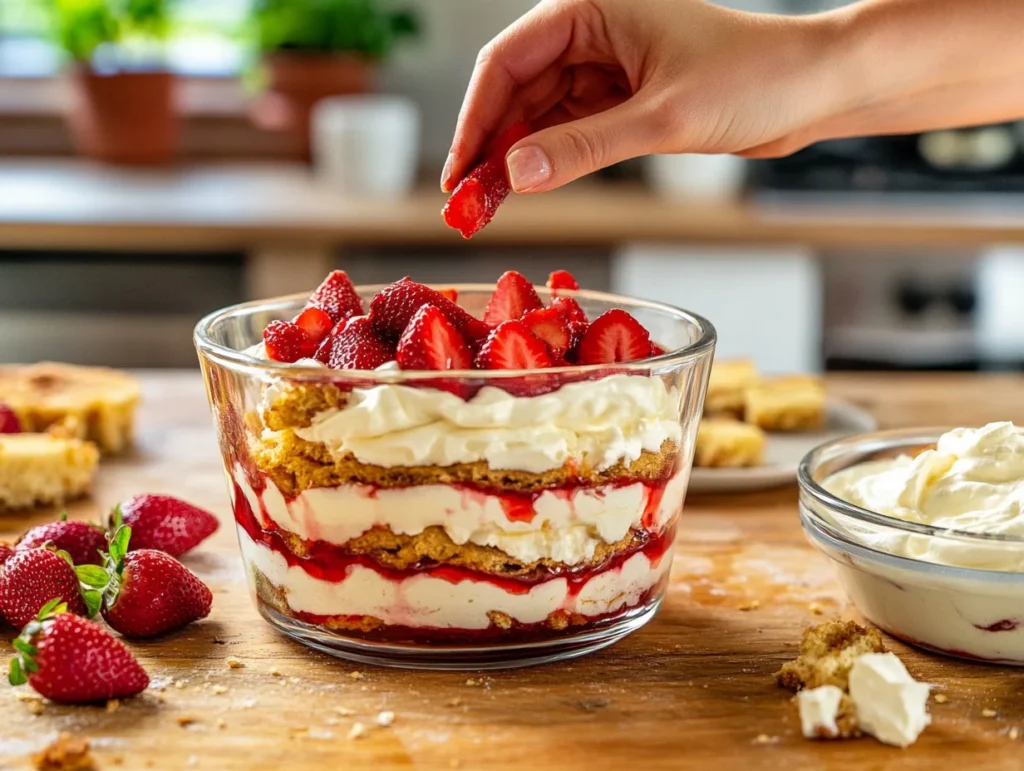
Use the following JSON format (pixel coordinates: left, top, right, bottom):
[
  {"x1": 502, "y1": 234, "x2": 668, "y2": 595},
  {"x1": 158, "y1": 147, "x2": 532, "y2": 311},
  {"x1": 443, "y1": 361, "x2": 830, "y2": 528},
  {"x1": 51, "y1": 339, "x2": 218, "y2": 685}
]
[
  {"x1": 194, "y1": 283, "x2": 717, "y2": 381},
  {"x1": 798, "y1": 424, "x2": 1024, "y2": 547}
]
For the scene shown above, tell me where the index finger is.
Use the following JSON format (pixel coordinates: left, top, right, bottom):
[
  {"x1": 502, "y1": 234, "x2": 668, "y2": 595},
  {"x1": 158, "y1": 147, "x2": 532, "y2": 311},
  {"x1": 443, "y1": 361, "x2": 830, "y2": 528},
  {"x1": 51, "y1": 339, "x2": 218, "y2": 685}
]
[{"x1": 443, "y1": 1, "x2": 576, "y2": 190}]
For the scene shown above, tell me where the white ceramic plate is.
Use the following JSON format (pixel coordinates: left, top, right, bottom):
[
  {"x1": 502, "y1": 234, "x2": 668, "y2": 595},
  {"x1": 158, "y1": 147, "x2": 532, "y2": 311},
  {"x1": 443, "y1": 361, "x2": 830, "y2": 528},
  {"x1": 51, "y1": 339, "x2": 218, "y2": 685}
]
[{"x1": 688, "y1": 399, "x2": 878, "y2": 494}]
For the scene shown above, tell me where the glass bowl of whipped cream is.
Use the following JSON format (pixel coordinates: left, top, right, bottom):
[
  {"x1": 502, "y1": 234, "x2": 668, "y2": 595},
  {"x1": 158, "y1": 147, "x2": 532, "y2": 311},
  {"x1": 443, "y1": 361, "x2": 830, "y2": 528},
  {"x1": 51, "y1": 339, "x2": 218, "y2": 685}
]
[
  {"x1": 799, "y1": 422, "x2": 1024, "y2": 664},
  {"x1": 194, "y1": 284, "x2": 715, "y2": 669}
]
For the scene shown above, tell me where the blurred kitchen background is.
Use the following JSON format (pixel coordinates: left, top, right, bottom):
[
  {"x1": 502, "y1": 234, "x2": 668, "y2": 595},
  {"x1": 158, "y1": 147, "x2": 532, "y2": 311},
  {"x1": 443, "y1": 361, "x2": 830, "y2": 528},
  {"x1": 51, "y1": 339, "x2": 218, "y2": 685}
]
[{"x1": 3, "y1": 0, "x2": 1024, "y2": 372}]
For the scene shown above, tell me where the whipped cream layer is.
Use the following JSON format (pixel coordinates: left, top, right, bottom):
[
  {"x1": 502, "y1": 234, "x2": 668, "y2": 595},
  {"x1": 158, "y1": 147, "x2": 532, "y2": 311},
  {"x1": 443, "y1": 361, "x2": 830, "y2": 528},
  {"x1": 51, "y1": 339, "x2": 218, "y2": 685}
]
[
  {"x1": 287, "y1": 374, "x2": 682, "y2": 474},
  {"x1": 825, "y1": 422, "x2": 1024, "y2": 569},
  {"x1": 238, "y1": 527, "x2": 669, "y2": 630},
  {"x1": 235, "y1": 468, "x2": 686, "y2": 566}
]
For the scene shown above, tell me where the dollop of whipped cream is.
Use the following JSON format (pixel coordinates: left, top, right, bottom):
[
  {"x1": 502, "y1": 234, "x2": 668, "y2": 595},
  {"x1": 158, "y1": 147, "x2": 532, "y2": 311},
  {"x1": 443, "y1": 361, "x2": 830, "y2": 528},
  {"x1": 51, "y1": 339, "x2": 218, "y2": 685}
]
[
  {"x1": 848, "y1": 653, "x2": 931, "y2": 748},
  {"x1": 291, "y1": 374, "x2": 682, "y2": 473},
  {"x1": 825, "y1": 422, "x2": 1024, "y2": 568}
]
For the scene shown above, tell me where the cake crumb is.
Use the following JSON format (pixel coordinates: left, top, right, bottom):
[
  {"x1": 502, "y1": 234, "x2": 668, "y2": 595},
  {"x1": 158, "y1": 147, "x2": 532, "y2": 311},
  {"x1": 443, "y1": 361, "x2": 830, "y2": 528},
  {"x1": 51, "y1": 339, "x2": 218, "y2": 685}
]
[
  {"x1": 808, "y1": 602, "x2": 824, "y2": 615},
  {"x1": 225, "y1": 657, "x2": 245, "y2": 670},
  {"x1": 174, "y1": 680, "x2": 187, "y2": 690},
  {"x1": 347, "y1": 722, "x2": 369, "y2": 741},
  {"x1": 777, "y1": 620, "x2": 887, "y2": 691},
  {"x1": 105, "y1": 699, "x2": 120, "y2": 713},
  {"x1": 33, "y1": 733, "x2": 94, "y2": 771},
  {"x1": 349, "y1": 671, "x2": 365, "y2": 681},
  {"x1": 216, "y1": 718, "x2": 227, "y2": 730},
  {"x1": 754, "y1": 734, "x2": 774, "y2": 744},
  {"x1": 237, "y1": 698, "x2": 257, "y2": 709},
  {"x1": 212, "y1": 685, "x2": 229, "y2": 695},
  {"x1": 269, "y1": 666, "x2": 282, "y2": 677},
  {"x1": 933, "y1": 693, "x2": 948, "y2": 704},
  {"x1": 177, "y1": 715, "x2": 197, "y2": 727},
  {"x1": 1009, "y1": 727, "x2": 1020, "y2": 740},
  {"x1": 739, "y1": 600, "x2": 760, "y2": 612},
  {"x1": 335, "y1": 706, "x2": 356, "y2": 717},
  {"x1": 447, "y1": 697, "x2": 463, "y2": 708},
  {"x1": 376, "y1": 710, "x2": 395, "y2": 727},
  {"x1": 983, "y1": 709, "x2": 998, "y2": 718},
  {"x1": 288, "y1": 676, "x2": 301, "y2": 685},
  {"x1": 465, "y1": 678, "x2": 480, "y2": 687}
]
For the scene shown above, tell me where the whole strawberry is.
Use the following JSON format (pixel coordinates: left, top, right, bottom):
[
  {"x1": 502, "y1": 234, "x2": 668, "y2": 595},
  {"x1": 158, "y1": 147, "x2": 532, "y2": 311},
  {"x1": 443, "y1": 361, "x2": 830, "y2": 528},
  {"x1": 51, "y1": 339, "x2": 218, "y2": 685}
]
[
  {"x1": 111, "y1": 494, "x2": 219, "y2": 557},
  {"x1": 0, "y1": 549, "x2": 89, "y2": 629},
  {"x1": 89, "y1": 526, "x2": 212, "y2": 638},
  {"x1": 17, "y1": 516, "x2": 107, "y2": 566},
  {"x1": 9, "y1": 599, "x2": 149, "y2": 704}
]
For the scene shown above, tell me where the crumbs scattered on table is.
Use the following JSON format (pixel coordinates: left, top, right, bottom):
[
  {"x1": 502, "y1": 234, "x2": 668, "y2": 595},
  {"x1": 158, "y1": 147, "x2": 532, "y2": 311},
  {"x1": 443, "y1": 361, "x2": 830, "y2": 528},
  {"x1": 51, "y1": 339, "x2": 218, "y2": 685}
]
[
  {"x1": 1009, "y1": 727, "x2": 1020, "y2": 740},
  {"x1": 983, "y1": 709, "x2": 998, "y2": 718},
  {"x1": 347, "y1": 722, "x2": 369, "y2": 740},
  {"x1": 376, "y1": 710, "x2": 395, "y2": 727},
  {"x1": 211, "y1": 685, "x2": 228, "y2": 695},
  {"x1": 177, "y1": 715, "x2": 197, "y2": 727},
  {"x1": 225, "y1": 657, "x2": 245, "y2": 670},
  {"x1": 32, "y1": 733, "x2": 93, "y2": 771},
  {"x1": 447, "y1": 697, "x2": 463, "y2": 707},
  {"x1": 106, "y1": 699, "x2": 120, "y2": 713},
  {"x1": 349, "y1": 671, "x2": 365, "y2": 681},
  {"x1": 933, "y1": 693, "x2": 948, "y2": 704},
  {"x1": 269, "y1": 666, "x2": 282, "y2": 677},
  {"x1": 739, "y1": 600, "x2": 760, "y2": 612},
  {"x1": 335, "y1": 706, "x2": 356, "y2": 717}
]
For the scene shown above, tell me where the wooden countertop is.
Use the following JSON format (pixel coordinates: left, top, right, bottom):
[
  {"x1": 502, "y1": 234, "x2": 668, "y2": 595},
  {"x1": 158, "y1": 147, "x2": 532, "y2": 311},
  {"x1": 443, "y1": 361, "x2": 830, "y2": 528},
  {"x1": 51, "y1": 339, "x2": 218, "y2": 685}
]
[
  {"x1": 4, "y1": 160, "x2": 1024, "y2": 251},
  {"x1": 3, "y1": 371, "x2": 1024, "y2": 770}
]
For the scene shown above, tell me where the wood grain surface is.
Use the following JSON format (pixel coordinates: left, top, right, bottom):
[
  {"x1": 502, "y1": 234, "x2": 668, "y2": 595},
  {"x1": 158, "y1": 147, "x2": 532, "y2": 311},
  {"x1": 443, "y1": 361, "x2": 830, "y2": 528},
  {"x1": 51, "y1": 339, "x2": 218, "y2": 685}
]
[
  {"x1": 2, "y1": 371, "x2": 1024, "y2": 771},
  {"x1": 3, "y1": 161, "x2": 1024, "y2": 252}
]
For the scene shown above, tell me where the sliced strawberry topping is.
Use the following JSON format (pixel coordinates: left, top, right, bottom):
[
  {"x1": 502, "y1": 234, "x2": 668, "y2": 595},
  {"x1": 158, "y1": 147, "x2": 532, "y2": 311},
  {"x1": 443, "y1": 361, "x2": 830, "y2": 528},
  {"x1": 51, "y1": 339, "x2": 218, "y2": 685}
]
[
  {"x1": 293, "y1": 307, "x2": 333, "y2": 343},
  {"x1": 396, "y1": 305, "x2": 473, "y2": 372},
  {"x1": 651, "y1": 343, "x2": 667, "y2": 356},
  {"x1": 577, "y1": 309, "x2": 653, "y2": 365},
  {"x1": 0, "y1": 403, "x2": 21, "y2": 434},
  {"x1": 475, "y1": 320, "x2": 553, "y2": 370},
  {"x1": 443, "y1": 121, "x2": 532, "y2": 239},
  {"x1": 551, "y1": 296, "x2": 588, "y2": 325},
  {"x1": 306, "y1": 270, "x2": 363, "y2": 323},
  {"x1": 521, "y1": 306, "x2": 573, "y2": 360},
  {"x1": 483, "y1": 270, "x2": 543, "y2": 325},
  {"x1": 323, "y1": 317, "x2": 394, "y2": 370},
  {"x1": 546, "y1": 270, "x2": 580, "y2": 293},
  {"x1": 263, "y1": 320, "x2": 317, "y2": 363},
  {"x1": 438, "y1": 288, "x2": 459, "y2": 303},
  {"x1": 369, "y1": 278, "x2": 490, "y2": 343}
]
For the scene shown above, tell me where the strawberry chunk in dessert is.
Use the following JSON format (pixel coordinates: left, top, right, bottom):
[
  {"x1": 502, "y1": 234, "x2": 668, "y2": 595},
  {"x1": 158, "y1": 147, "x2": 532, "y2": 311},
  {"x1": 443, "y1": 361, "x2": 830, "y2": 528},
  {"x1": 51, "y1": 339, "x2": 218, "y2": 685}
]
[
  {"x1": 546, "y1": 270, "x2": 580, "y2": 293},
  {"x1": 577, "y1": 309, "x2": 653, "y2": 365},
  {"x1": 320, "y1": 316, "x2": 395, "y2": 370},
  {"x1": 84, "y1": 526, "x2": 212, "y2": 639},
  {"x1": 475, "y1": 320, "x2": 553, "y2": 370},
  {"x1": 17, "y1": 516, "x2": 108, "y2": 567},
  {"x1": 396, "y1": 305, "x2": 473, "y2": 372},
  {"x1": 370, "y1": 278, "x2": 491, "y2": 343},
  {"x1": 443, "y1": 121, "x2": 532, "y2": 239},
  {"x1": 0, "y1": 403, "x2": 21, "y2": 434},
  {"x1": 483, "y1": 270, "x2": 543, "y2": 325},
  {"x1": 0, "y1": 548, "x2": 88, "y2": 629},
  {"x1": 8, "y1": 599, "x2": 150, "y2": 704},
  {"x1": 111, "y1": 494, "x2": 219, "y2": 558},
  {"x1": 306, "y1": 270, "x2": 363, "y2": 323},
  {"x1": 521, "y1": 306, "x2": 575, "y2": 362},
  {"x1": 263, "y1": 320, "x2": 317, "y2": 363},
  {"x1": 551, "y1": 295, "x2": 588, "y2": 325},
  {"x1": 293, "y1": 307, "x2": 333, "y2": 344}
]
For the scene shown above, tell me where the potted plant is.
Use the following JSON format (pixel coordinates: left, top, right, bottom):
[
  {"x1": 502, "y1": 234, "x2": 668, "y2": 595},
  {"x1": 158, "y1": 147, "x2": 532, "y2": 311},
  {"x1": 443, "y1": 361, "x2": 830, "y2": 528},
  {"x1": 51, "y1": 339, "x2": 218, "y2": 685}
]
[
  {"x1": 250, "y1": 0, "x2": 419, "y2": 159},
  {"x1": 46, "y1": 0, "x2": 178, "y2": 165}
]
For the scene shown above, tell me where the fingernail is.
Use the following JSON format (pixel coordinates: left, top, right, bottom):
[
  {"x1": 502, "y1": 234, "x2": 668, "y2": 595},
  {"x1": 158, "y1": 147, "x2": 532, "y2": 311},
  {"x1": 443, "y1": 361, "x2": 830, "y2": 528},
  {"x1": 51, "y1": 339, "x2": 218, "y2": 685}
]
[
  {"x1": 440, "y1": 153, "x2": 454, "y2": 191},
  {"x1": 506, "y1": 146, "x2": 552, "y2": 192}
]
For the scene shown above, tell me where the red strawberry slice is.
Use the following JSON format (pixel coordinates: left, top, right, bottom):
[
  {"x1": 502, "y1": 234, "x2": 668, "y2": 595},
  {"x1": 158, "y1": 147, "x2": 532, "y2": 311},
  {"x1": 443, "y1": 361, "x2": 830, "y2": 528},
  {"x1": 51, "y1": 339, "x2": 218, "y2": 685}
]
[
  {"x1": 369, "y1": 278, "x2": 490, "y2": 343},
  {"x1": 551, "y1": 296, "x2": 588, "y2": 325},
  {"x1": 443, "y1": 121, "x2": 532, "y2": 238},
  {"x1": 17, "y1": 517, "x2": 108, "y2": 567},
  {"x1": 263, "y1": 320, "x2": 316, "y2": 363},
  {"x1": 321, "y1": 316, "x2": 394, "y2": 370},
  {"x1": 577, "y1": 309, "x2": 653, "y2": 365},
  {"x1": 293, "y1": 307, "x2": 333, "y2": 343},
  {"x1": 0, "y1": 549, "x2": 88, "y2": 629},
  {"x1": 8, "y1": 601, "x2": 150, "y2": 704},
  {"x1": 483, "y1": 270, "x2": 543, "y2": 325},
  {"x1": 94, "y1": 526, "x2": 213, "y2": 639},
  {"x1": 396, "y1": 305, "x2": 473, "y2": 372},
  {"x1": 521, "y1": 306, "x2": 573, "y2": 360},
  {"x1": 546, "y1": 270, "x2": 580, "y2": 293},
  {"x1": 475, "y1": 320, "x2": 553, "y2": 370},
  {"x1": 112, "y1": 494, "x2": 219, "y2": 558},
  {"x1": 306, "y1": 270, "x2": 363, "y2": 323},
  {"x1": 0, "y1": 403, "x2": 21, "y2": 434}
]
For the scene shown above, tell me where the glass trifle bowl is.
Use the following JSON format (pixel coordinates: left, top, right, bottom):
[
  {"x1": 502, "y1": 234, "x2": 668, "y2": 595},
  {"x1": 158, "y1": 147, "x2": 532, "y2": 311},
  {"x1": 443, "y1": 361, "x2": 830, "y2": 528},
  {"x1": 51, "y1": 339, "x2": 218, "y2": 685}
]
[{"x1": 195, "y1": 283, "x2": 715, "y2": 669}]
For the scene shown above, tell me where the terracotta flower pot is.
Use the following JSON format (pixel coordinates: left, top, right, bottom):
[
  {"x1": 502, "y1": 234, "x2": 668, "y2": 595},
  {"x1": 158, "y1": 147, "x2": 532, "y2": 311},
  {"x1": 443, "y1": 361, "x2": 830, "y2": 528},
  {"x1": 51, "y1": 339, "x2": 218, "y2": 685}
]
[
  {"x1": 251, "y1": 52, "x2": 376, "y2": 160},
  {"x1": 68, "y1": 67, "x2": 179, "y2": 165}
]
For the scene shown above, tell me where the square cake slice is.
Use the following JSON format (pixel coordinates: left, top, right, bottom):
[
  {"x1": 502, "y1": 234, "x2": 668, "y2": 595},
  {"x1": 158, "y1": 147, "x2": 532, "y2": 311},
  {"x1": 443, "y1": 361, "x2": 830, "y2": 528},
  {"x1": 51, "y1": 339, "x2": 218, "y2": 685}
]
[
  {"x1": 745, "y1": 375, "x2": 826, "y2": 432},
  {"x1": 704, "y1": 359, "x2": 759, "y2": 418},
  {"x1": 694, "y1": 419, "x2": 765, "y2": 468},
  {"x1": 0, "y1": 434, "x2": 99, "y2": 511}
]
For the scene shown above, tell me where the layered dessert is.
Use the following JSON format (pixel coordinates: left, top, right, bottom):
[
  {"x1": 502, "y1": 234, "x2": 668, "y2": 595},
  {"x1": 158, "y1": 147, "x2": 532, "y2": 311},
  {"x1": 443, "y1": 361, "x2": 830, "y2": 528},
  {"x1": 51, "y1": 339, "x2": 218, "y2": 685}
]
[
  {"x1": 814, "y1": 421, "x2": 1024, "y2": 663},
  {"x1": 220, "y1": 270, "x2": 698, "y2": 648}
]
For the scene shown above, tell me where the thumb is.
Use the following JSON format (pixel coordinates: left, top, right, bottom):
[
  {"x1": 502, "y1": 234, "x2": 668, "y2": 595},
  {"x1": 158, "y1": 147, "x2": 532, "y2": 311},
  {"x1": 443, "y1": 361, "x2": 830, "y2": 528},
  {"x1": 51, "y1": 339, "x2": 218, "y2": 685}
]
[{"x1": 506, "y1": 101, "x2": 663, "y2": 193}]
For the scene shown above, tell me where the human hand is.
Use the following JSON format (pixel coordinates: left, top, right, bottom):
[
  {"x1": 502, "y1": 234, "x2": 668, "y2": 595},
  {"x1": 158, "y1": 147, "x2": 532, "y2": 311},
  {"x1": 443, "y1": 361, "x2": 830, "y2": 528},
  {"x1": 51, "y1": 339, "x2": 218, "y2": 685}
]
[{"x1": 442, "y1": 0, "x2": 850, "y2": 194}]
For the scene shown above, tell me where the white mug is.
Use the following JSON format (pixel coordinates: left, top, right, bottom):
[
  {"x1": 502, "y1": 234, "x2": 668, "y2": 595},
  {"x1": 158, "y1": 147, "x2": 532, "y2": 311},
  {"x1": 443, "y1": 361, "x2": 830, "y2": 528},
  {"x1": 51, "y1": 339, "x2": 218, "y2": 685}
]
[{"x1": 311, "y1": 95, "x2": 421, "y2": 198}]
